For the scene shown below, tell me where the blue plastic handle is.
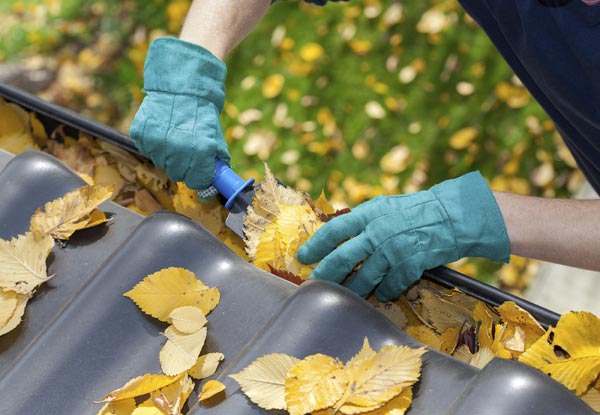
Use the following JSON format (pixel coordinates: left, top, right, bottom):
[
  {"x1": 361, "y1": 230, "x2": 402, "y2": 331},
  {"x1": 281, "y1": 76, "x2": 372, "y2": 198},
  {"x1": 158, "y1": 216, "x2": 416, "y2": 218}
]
[{"x1": 211, "y1": 159, "x2": 255, "y2": 210}]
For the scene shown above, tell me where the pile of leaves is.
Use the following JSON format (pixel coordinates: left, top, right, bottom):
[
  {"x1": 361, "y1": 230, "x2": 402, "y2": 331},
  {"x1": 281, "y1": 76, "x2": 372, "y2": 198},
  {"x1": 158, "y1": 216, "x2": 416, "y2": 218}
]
[
  {"x1": 230, "y1": 338, "x2": 426, "y2": 415},
  {"x1": 0, "y1": 183, "x2": 114, "y2": 336},
  {"x1": 370, "y1": 281, "x2": 600, "y2": 411},
  {"x1": 244, "y1": 164, "x2": 350, "y2": 281},
  {"x1": 96, "y1": 267, "x2": 226, "y2": 414}
]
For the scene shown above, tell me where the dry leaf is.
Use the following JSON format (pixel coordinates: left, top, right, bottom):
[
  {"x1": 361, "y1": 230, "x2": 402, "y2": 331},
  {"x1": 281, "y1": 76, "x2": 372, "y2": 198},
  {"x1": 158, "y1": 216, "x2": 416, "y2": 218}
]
[
  {"x1": 285, "y1": 354, "x2": 349, "y2": 415},
  {"x1": 160, "y1": 325, "x2": 207, "y2": 376},
  {"x1": 313, "y1": 191, "x2": 335, "y2": 215},
  {"x1": 188, "y1": 352, "x2": 225, "y2": 380},
  {"x1": 253, "y1": 204, "x2": 322, "y2": 279},
  {"x1": 519, "y1": 311, "x2": 600, "y2": 395},
  {"x1": 497, "y1": 301, "x2": 545, "y2": 352},
  {"x1": 346, "y1": 338, "x2": 377, "y2": 368},
  {"x1": 411, "y1": 286, "x2": 474, "y2": 333},
  {"x1": 172, "y1": 183, "x2": 225, "y2": 235},
  {"x1": 0, "y1": 290, "x2": 19, "y2": 327},
  {"x1": 150, "y1": 373, "x2": 194, "y2": 415},
  {"x1": 336, "y1": 346, "x2": 426, "y2": 414},
  {"x1": 230, "y1": 353, "x2": 301, "y2": 411},
  {"x1": 0, "y1": 231, "x2": 54, "y2": 295},
  {"x1": 469, "y1": 347, "x2": 495, "y2": 369},
  {"x1": 0, "y1": 291, "x2": 29, "y2": 336},
  {"x1": 448, "y1": 127, "x2": 478, "y2": 150},
  {"x1": 263, "y1": 74, "x2": 285, "y2": 99},
  {"x1": 95, "y1": 399, "x2": 137, "y2": 415},
  {"x1": 94, "y1": 164, "x2": 125, "y2": 197},
  {"x1": 244, "y1": 163, "x2": 306, "y2": 260},
  {"x1": 124, "y1": 267, "x2": 220, "y2": 321},
  {"x1": 30, "y1": 184, "x2": 114, "y2": 240},
  {"x1": 168, "y1": 306, "x2": 207, "y2": 334},
  {"x1": 581, "y1": 386, "x2": 600, "y2": 412},
  {"x1": 130, "y1": 406, "x2": 163, "y2": 415},
  {"x1": 198, "y1": 380, "x2": 226, "y2": 402},
  {"x1": 100, "y1": 373, "x2": 183, "y2": 402}
]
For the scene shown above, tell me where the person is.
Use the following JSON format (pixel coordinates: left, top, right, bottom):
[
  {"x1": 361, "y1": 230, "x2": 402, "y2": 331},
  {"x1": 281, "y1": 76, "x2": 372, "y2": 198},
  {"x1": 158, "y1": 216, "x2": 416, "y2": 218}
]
[{"x1": 130, "y1": 0, "x2": 600, "y2": 301}]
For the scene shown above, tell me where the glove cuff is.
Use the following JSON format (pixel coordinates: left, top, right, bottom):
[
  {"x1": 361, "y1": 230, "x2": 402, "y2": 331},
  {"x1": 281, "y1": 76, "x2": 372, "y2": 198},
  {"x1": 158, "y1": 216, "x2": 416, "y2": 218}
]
[
  {"x1": 143, "y1": 37, "x2": 227, "y2": 111},
  {"x1": 431, "y1": 171, "x2": 510, "y2": 263}
]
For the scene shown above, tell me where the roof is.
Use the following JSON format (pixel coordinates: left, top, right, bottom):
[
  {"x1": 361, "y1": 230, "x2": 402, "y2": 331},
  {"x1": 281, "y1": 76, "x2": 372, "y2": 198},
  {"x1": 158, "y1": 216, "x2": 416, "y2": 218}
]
[{"x1": 0, "y1": 84, "x2": 591, "y2": 414}]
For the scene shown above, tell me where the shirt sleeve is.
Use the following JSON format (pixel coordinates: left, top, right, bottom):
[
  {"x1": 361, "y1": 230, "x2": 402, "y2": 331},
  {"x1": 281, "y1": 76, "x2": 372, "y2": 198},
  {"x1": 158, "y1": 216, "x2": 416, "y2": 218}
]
[{"x1": 458, "y1": 0, "x2": 600, "y2": 193}]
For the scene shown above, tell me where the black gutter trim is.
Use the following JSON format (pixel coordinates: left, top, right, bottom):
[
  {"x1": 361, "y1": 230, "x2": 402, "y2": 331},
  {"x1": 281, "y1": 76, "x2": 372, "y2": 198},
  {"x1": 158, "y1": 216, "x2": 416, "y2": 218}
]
[
  {"x1": 424, "y1": 267, "x2": 560, "y2": 328},
  {"x1": 0, "y1": 83, "x2": 141, "y2": 156}
]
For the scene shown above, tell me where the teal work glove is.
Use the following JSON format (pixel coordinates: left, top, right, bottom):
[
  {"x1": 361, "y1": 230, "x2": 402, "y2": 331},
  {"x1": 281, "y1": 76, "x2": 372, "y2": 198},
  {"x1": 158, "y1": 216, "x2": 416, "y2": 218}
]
[
  {"x1": 297, "y1": 172, "x2": 510, "y2": 301},
  {"x1": 130, "y1": 37, "x2": 230, "y2": 191}
]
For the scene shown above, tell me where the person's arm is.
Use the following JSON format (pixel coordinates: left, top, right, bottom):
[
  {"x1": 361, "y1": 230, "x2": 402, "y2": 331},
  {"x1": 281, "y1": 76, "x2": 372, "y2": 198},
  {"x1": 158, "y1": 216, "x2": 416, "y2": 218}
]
[
  {"x1": 494, "y1": 192, "x2": 600, "y2": 271},
  {"x1": 179, "y1": 0, "x2": 272, "y2": 60}
]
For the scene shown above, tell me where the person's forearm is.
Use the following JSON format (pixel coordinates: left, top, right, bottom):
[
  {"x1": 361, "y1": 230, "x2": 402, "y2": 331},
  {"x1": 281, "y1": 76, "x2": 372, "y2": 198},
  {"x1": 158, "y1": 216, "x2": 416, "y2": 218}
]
[
  {"x1": 179, "y1": 0, "x2": 272, "y2": 60},
  {"x1": 494, "y1": 192, "x2": 600, "y2": 270}
]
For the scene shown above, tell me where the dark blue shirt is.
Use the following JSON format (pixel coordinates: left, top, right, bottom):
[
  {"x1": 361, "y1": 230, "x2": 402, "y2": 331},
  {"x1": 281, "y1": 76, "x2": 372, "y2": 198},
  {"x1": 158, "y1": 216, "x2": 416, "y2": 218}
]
[{"x1": 459, "y1": 0, "x2": 600, "y2": 194}]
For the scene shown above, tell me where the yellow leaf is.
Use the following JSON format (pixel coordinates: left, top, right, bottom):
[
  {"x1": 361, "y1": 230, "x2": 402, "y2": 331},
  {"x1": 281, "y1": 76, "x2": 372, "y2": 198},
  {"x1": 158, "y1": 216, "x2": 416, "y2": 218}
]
[
  {"x1": 0, "y1": 132, "x2": 38, "y2": 155},
  {"x1": 86, "y1": 209, "x2": 110, "y2": 229},
  {"x1": 188, "y1": 352, "x2": 225, "y2": 380},
  {"x1": 0, "y1": 98, "x2": 28, "y2": 136},
  {"x1": 244, "y1": 163, "x2": 306, "y2": 260},
  {"x1": 159, "y1": 325, "x2": 207, "y2": 376},
  {"x1": 29, "y1": 112, "x2": 48, "y2": 147},
  {"x1": 30, "y1": 184, "x2": 114, "y2": 240},
  {"x1": 0, "y1": 291, "x2": 29, "y2": 336},
  {"x1": 581, "y1": 386, "x2": 600, "y2": 412},
  {"x1": 438, "y1": 326, "x2": 461, "y2": 355},
  {"x1": 473, "y1": 301, "x2": 494, "y2": 350},
  {"x1": 469, "y1": 347, "x2": 496, "y2": 369},
  {"x1": 448, "y1": 127, "x2": 478, "y2": 150},
  {"x1": 100, "y1": 373, "x2": 183, "y2": 402},
  {"x1": 348, "y1": 39, "x2": 372, "y2": 55},
  {"x1": 95, "y1": 399, "x2": 136, "y2": 415},
  {"x1": 0, "y1": 232, "x2": 54, "y2": 295},
  {"x1": 412, "y1": 287, "x2": 474, "y2": 333},
  {"x1": 173, "y1": 183, "x2": 226, "y2": 235},
  {"x1": 285, "y1": 354, "x2": 349, "y2": 415},
  {"x1": 230, "y1": 353, "x2": 300, "y2": 411},
  {"x1": 405, "y1": 326, "x2": 441, "y2": 351},
  {"x1": 131, "y1": 406, "x2": 163, "y2": 415},
  {"x1": 336, "y1": 346, "x2": 426, "y2": 414},
  {"x1": 299, "y1": 43, "x2": 325, "y2": 63},
  {"x1": 368, "y1": 299, "x2": 408, "y2": 330},
  {"x1": 262, "y1": 74, "x2": 285, "y2": 99},
  {"x1": 135, "y1": 163, "x2": 168, "y2": 192},
  {"x1": 495, "y1": 82, "x2": 531, "y2": 108},
  {"x1": 497, "y1": 301, "x2": 545, "y2": 352},
  {"x1": 519, "y1": 311, "x2": 600, "y2": 395},
  {"x1": 198, "y1": 379, "x2": 226, "y2": 402},
  {"x1": 346, "y1": 338, "x2": 377, "y2": 369},
  {"x1": 253, "y1": 204, "x2": 322, "y2": 279},
  {"x1": 124, "y1": 267, "x2": 220, "y2": 321},
  {"x1": 0, "y1": 290, "x2": 18, "y2": 327},
  {"x1": 168, "y1": 306, "x2": 207, "y2": 334},
  {"x1": 93, "y1": 165, "x2": 125, "y2": 197},
  {"x1": 332, "y1": 388, "x2": 412, "y2": 415},
  {"x1": 150, "y1": 373, "x2": 194, "y2": 415},
  {"x1": 314, "y1": 191, "x2": 335, "y2": 215}
]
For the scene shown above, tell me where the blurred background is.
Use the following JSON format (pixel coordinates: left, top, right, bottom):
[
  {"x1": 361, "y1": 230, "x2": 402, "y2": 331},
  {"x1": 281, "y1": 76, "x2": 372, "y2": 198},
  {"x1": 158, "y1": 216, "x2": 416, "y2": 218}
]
[{"x1": 0, "y1": 0, "x2": 590, "y2": 298}]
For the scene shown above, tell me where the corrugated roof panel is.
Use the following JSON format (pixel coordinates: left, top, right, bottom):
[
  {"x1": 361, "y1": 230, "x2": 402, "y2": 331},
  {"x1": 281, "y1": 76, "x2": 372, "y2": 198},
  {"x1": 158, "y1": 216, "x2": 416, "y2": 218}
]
[{"x1": 0, "y1": 86, "x2": 594, "y2": 415}]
